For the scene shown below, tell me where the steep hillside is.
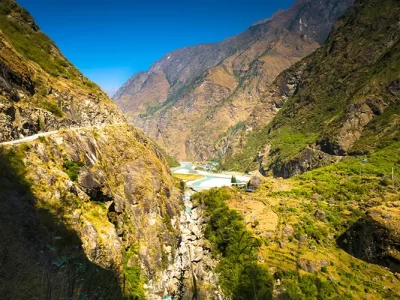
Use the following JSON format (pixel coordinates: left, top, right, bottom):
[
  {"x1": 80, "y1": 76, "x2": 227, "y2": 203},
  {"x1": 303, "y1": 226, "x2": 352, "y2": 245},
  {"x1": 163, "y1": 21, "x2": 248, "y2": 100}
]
[
  {"x1": 114, "y1": 0, "x2": 355, "y2": 161},
  {"x1": 222, "y1": 0, "x2": 400, "y2": 177},
  {"x1": 0, "y1": 0, "x2": 124, "y2": 143},
  {"x1": 0, "y1": 1, "x2": 183, "y2": 299},
  {"x1": 0, "y1": 125, "x2": 182, "y2": 299},
  {"x1": 203, "y1": 141, "x2": 400, "y2": 298}
]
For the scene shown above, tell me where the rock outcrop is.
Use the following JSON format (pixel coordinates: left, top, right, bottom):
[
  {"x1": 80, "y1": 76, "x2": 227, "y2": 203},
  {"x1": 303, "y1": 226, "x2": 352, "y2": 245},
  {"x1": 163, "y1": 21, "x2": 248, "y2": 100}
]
[
  {"x1": 338, "y1": 205, "x2": 400, "y2": 273},
  {"x1": 114, "y1": 0, "x2": 355, "y2": 161},
  {"x1": 0, "y1": 124, "x2": 182, "y2": 298}
]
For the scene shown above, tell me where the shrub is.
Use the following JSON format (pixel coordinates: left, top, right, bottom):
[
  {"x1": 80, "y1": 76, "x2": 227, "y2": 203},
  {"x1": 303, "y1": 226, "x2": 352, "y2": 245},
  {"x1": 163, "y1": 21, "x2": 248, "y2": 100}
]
[
  {"x1": 63, "y1": 160, "x2": 84, "y2": 182},
  {"x1": 192, "y1": 188, "x2": 273, "y2": 298},
  {"x1": 40, "y1": 100, "x2": 63, "y2": 118}
]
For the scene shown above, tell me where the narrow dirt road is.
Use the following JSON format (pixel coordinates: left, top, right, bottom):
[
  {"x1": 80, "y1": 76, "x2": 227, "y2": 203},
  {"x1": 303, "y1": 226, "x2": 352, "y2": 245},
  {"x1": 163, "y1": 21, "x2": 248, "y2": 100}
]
[{"x1": 0, "y1": 123, "x2": 125, "y2": 146}]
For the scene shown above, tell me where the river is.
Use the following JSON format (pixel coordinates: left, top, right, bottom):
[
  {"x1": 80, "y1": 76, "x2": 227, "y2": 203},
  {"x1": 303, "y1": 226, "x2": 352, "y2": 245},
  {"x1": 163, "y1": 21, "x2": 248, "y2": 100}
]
[{"x1": 172, "y1": 162, "x2": 250, "y2": 191}]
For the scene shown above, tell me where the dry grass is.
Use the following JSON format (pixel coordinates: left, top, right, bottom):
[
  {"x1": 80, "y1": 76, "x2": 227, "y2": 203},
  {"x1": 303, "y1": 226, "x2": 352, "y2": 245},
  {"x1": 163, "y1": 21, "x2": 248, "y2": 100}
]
[
  {"x1": 172, "y1": 173, "x2": 204, "y2": 182},
  {"x1": 227, "y1": 194, "x2": 279, "y2": 233}
]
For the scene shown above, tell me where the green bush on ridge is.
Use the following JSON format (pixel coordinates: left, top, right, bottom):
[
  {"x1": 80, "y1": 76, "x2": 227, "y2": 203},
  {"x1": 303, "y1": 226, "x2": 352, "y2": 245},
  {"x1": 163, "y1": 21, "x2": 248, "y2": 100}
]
[{"x1": 192, "y1": 188, "x2": 273, "y2": 299}]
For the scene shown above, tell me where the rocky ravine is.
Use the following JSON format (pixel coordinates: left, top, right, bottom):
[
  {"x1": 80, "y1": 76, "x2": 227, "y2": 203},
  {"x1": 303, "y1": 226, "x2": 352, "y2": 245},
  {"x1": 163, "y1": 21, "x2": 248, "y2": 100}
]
[
  {"x1": 0, "y1": 1, "x2": 224, "y2": 298},
  {"x1": 148, "y1": 191, "x2": 224, "y2": 299}
]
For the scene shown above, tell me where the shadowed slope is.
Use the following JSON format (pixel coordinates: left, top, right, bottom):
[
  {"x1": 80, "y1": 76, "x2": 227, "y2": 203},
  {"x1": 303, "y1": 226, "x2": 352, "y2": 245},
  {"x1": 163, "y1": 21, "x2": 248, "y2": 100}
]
[{"x1": 0, "y1": 147, "x2": 124, "y2": 299}]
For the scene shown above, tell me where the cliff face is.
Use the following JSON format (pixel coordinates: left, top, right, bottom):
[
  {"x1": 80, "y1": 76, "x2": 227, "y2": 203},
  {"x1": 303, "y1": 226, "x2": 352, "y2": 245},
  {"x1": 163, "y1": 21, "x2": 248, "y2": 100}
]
[
  {"x1": 0, "y1": 1, "x2": 182, "y2": 299},
  {"x1": 338, "y1": 205, "x2": 400, "y2": 273},
  {"x1": 0, "y1": 125, "x2": 182, "y2": 298},
  {"x1": 222, "y1": 0, "x2": 400, "y2": 177},
  {"x1": 114, "y1": 0, "x2": 355, "y2": 161}
]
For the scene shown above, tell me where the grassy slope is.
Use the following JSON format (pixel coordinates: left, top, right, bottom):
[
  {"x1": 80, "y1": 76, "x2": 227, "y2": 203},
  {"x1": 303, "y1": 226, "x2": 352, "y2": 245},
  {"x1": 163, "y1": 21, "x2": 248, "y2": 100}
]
[
  {"x1": 255, "y1": 141, "x2": 400, "y2": 299},
  {"x1": 0, "y1": 0, "x2": 119, "y2": 122},
  {"x1": 204, "y1": 141, "x2": 400, "y2": 298},
  {"x1": 0, "y1": 1, "x2": 83, "y2": 81}
]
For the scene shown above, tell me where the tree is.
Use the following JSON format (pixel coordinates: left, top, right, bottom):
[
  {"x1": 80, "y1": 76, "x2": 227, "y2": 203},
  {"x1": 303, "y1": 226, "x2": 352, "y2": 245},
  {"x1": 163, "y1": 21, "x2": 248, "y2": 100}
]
[
  {"x1": 180, "y1": 180, "x2": 186, "y2": 191},
  {"x1": 231, "y1": 175, "x2": 237, "y2": 184}
]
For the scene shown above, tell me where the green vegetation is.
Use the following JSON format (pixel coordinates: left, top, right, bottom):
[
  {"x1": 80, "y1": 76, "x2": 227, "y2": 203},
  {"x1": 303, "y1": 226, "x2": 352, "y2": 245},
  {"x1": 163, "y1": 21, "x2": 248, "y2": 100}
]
[
  {"x1": 192, "y1": 188, "x2": 273, "y2": 299},
  {"x1": 165, "y1": 153, "x2": 180, "y2": 168},
  {"x1": 152, "y1": 144, "x2": 180, "y2": 168},
  {"x1": 40, "y1": 100, "x2": 63, "y2": 117},
  {"x1": 296, "y1": 140, "x2": 400, "y2": 202},
  {"x1": 280, "y1": 272, "x2": 350, "y2": 300},
  {"x1": 63, "y1": 160, "x2": 84, "y2": 182},
  {"x1": 123, "y1": 247, "x2": 146, "y2": 300},
  {"x1": 0, "y1": 1, "x2": 72, "y2": 77}
]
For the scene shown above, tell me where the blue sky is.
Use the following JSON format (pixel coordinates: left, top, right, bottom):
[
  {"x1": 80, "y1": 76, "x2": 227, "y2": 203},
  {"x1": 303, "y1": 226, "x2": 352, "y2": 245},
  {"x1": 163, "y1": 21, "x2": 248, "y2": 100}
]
[{"x1": 18, "y1": 0, "x2": 294, "y2": 95}]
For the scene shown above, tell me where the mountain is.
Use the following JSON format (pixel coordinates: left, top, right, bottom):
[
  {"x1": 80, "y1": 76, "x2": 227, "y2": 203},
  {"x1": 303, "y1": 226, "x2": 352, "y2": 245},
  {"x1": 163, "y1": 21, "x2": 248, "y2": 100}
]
[
  {"x1": 213, "y1": 1, "x2": 399, "y2": 297},
  {"x1": 114, "y1": 0, "x2": 355, "y2": 161},
  {"x1": 221, "y1": 0, "x2": 400, "y2": 178},
  {"x1": 0, "y1": 1, "x2": 182, "y2": 298}
]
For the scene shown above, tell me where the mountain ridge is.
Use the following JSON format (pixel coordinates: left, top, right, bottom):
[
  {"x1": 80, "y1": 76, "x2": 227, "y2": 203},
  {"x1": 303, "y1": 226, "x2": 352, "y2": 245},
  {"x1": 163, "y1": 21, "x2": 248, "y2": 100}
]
[
  {"x1": 114, "y1": 0, "x2": 355, "y2": 161},
  {"x1": 0, "y1": 0, "x2": 125, "y2": 143},
  {"x1": 220, "y1": 0, "x2": 400, "y2": 178}
]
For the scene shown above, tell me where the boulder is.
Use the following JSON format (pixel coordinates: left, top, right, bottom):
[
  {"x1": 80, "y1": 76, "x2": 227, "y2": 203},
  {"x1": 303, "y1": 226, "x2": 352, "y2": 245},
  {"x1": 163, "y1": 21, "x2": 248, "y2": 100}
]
[{"x1": 297, "y1": 258, "x2": 329, "y2": 273}]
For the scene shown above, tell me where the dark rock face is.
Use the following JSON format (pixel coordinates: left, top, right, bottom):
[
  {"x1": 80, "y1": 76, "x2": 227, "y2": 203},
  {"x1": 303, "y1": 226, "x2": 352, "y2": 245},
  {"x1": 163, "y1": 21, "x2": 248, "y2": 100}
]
[
  {"x1": 0, "y1": 61, "x2": 35, "y2": 96},
  {"x1": 78, "y1": 168, "x2": 113, "y2": 202},
  {"x1": 114, "y1": 0, "x2": 355, "y2": 161},
  {"x1": 338, "y1": 208, "x2": 400, "y2": 273},
  {"x1": 270, "y1": 147, "x2": 342, "y2": 178}
]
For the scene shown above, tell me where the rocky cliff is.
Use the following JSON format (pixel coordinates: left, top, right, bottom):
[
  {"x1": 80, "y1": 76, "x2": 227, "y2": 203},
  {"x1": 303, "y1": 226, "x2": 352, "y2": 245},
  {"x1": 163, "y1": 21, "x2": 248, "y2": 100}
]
[
  {"x1": 0, "y1": 125, "x2": 182, "y2": 299},
  {"x1": 221, "y1": 0, "x2": 400, "y2": 177},
  {"x1": 114, "y1": 0, "x2": 355, "y2": 161}
]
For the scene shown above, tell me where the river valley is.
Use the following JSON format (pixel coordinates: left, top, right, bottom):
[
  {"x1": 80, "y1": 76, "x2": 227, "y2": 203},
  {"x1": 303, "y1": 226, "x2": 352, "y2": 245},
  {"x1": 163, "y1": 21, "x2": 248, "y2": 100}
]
[{"x1": 148, "y1": 163, "x2": 250, "y2": 299}]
